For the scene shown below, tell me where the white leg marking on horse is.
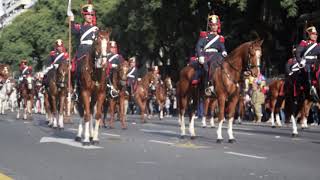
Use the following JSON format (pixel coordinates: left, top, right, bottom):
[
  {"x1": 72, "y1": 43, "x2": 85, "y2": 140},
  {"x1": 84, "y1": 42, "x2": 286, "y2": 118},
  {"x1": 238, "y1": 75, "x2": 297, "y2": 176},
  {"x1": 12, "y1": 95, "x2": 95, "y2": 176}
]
[
  {"x1": 180, "y1": 114, "x2": 186, "y2": 136},
  {"x1": 58, "y1": 114, "x2": 64, "y2": 128},
  {"x1": 291, "y1": 115, "x2": 298, "y2": 135},
  {"x1": 149, "y1": 140, "x2": 174, "y2": 145},
  {"x1": 53, "y1": 116, "x2": 58, "y2": 128},
  {"x1": 160, "y1": 110, "x2": 163, "y2": 119},
  {"x1": 210, "y1": 117, "x2": 215, "y2": 127},
  {"x1": 77, "y1": 119, "x2": 83, "y2": 138},
  {"x1": 23, "y1": 108, "x2": 27, "y2": 120},
  {"x1": 227, "y1": 117, "x2": 235, "y2": 140},
  {"x1": 89, "y1": 117, "x2": 94, "y2": 138},
  {"x1": 178, "y1": 114, "x2": 181, "y2": 126},
  {"x1": 189, "y1": 114, "x2": 196, "y2": 137},
  {"x1": 83, "y1": 121, "x2": 90, "y2": 142},
  {"x1": 201, "y1": 117, "x2": 207, "y2": 127},
  {"x1": 275, "y1": 114, "x2": 282, "y2": 127},
  {"x1": 303, "y1": 117, "x2": 308, "y2": 128},
  {"x1": 270, "y1": 112, "x2": 275, "y2": 126},
  {"x1": 217, "y1": 119, "x2": 224, "y2": 140},
  {"x1": 93, "y1": 119, "x2": 100, "y2": 141}
]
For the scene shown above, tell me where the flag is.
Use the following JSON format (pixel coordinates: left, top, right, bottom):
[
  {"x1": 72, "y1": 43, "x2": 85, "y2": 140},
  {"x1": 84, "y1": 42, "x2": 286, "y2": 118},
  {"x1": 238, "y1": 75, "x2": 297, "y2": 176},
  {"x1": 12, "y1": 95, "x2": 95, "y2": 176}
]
[{"x1": 67, "y1": 0, "x2": 74, "y2": 17}]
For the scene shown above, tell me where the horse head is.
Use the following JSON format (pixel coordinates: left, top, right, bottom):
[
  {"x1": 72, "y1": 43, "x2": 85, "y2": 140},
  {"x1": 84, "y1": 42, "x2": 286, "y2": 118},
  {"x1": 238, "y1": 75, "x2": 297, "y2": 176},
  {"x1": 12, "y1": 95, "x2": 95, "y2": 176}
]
[
  {"x1": 118, "y1": 61, "x2": 129, "y2": 86},
  {"x1": 56, "y1": 61, "x2": 69, "y2": 88},
  {"x1": 244, "y1": 39, "x2": 263, "y2": 77},
  {"x1": 26, "y1": 75, "x2": 33, "y2": 90},
  {"x1": 0, "y1": 64, "x2": 10, "y2": 79},
  {"x1": 95, "y1": 29, "x2": 111, "y2": 68},
  {"x1": 164, "y1": 76, "x2": 173, "y2": 90}
]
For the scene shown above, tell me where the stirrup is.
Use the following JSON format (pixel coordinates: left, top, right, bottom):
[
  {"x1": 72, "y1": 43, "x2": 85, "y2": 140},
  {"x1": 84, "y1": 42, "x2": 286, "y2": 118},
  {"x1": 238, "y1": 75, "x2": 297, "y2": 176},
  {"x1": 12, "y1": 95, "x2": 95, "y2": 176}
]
[{"x1": 205, "y1": 86, "x2": 215, "y2": 96}]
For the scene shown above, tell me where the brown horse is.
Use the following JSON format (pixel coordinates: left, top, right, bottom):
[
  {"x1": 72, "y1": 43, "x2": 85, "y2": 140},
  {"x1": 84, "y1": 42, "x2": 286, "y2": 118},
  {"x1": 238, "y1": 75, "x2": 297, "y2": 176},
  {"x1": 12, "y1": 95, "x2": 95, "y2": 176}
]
[
  {"x1": 265, "y1": 78, "x2": 285, "y2": 127},
  {"x1": 75, "y1": 30, "x2": 110, "y2": 145},
  {"x1": 107, "y1": 61, "x2": 130, "y2": 129},
  {"x1": 213, "y1": 40, "x2": 262, "y2": 143},
  {"x1": 43, "y1": 61, "x2": 69, "y2": 129},
  {"x1": 17, "y1": 75, "x2": 35, "y2": 120},
  {"x1": 201, "y1": 96, "x2": 218, "y2": 128},
  {"x1": 155, "y1": 76, "x2": 173, "y2": 120},
  {"x1": 134, "y1": 71, "x2": 159, "y2": 123}
]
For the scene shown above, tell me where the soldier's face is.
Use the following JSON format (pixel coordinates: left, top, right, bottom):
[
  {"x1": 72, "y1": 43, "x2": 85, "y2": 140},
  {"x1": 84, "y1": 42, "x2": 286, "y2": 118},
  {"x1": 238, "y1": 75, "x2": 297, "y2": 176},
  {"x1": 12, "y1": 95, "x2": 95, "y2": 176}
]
[
  {"x1": 110, "y1": 47, "x2": 118, "y2": 54},
  {"x1": 130, "y1": 62, "x2": 135, "y2": 67},
  {"x1": 210, "y1": 24, "x2": 218, "y2": 32},
  {"x1": 57, "y1": 46, "x2": 64, "y2": 53},
  {"x1": 84, "y1": 14, "x2": 93, "y2": 23},
  {"x1": 310, "y1": 33, "x2": 318, "y2": 41}
]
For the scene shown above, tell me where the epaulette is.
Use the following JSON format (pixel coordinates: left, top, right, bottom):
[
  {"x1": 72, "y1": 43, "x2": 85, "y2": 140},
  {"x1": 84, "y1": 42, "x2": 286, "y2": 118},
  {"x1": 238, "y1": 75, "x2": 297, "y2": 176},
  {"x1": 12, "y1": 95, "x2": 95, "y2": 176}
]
[
  {"x1": 299, "y1": 40, "x2": 307, "y2": 47},
  {"x1": 219, "y1": 35, "x2": 225, "y2": 43},
  {"x1": 63, "y1": 53, "x2": 69, "y2": 59},
  {"x1": 199, "y1": 31, "x2": 208, "y2": 38}
]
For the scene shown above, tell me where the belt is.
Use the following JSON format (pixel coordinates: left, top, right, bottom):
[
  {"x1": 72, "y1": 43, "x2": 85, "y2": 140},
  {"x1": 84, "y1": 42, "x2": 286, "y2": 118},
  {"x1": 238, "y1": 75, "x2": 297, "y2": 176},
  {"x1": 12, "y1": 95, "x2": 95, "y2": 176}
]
[
  {"x1": 80, "y1": 40, "x2": 93, "y2": 45},
  {"x1": 305, "y1": 56, "x2": 318, "y2": 60},
  {"x1": 205, "y1": 48, "x2": 218, "y2": 53}
]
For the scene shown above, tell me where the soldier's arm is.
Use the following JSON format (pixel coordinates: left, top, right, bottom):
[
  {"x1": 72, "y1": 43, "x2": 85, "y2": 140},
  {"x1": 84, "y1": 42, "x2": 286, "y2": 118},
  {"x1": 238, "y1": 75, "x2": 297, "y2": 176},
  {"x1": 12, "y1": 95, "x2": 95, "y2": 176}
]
[
  {"x1": 196, "y1": 38, "x2": 206, "y2": 57},
  {"x1": 71, "y1": 21, "x2": 81, "y2": 35},
  {"x1": 219, "y1": 36, "x2": 227, "y2": 57},
  {"x1": 295, "y1": 40, "x2": 306, "y2": 63}
]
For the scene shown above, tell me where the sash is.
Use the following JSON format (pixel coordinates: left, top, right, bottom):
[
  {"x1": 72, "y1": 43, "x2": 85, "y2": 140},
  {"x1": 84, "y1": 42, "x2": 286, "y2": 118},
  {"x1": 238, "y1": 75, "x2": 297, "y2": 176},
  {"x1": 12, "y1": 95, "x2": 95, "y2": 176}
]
[
  {"x1": 127, "y1": 67, "x2": 136, "y2": 78},
  {"x1": 303, "y1": 43, "x2": 317, "y2": 57},
  {"x1": 204, "y1": 35, "x2": 220, "y2": 50},
  {"x1": 22, "y1": 67, "x2": 29, "y2": 74},
  {"x1": 80, "y1": 26, "x2": 98, "y2": 44},
  {"x1": 108, "y1": 54, "x2": 119, "y2": 62},
  {"x1": 52, "y1": 53, "x2": 64, "y2": 64}
]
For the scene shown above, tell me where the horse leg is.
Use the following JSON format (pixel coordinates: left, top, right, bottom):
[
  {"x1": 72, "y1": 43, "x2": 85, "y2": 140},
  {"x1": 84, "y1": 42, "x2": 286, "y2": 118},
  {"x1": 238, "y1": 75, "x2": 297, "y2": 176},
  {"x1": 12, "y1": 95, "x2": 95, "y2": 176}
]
[
  {"x1": 23, "y1": 97, "x2": 27, "y2": 120},
  {"x1": 82, "y1": 91, "x2": 92, "y2": 145},
  {"x1": 16, "y1": 99, "x2": 20, "y2": 119},
  {"x1": 226, "y1": 95, "x2": 239, "y2": 143},
  {"x1": 119, "y1": 95, "x2": 127, "y2": 129},
  {"x1": 28, "y1": 96, "x2": 34, "y2": 120},
  {"x1": 124, "y1": 99, "x2": 128, "y2": 124},
  {"x1": 217, "y1": 96, "x2": 226, "y2": 143},
  {"x1": 202, "y1": 98, "x2": 209, "y2": 128},
  {"x1": 291, "y1": 115, "x2": 299, "y2": 136},
  {"x1": 210, "y1": 99, "x2": 217, "y2": 128},
  {"x1": 189, "y1": 96, "x2": 197, "y2": 139},
  {"x1": 159, "y1": 102, "x2": 164, "y2": 120},
  {"x1": 58, "y1": 95, "x2": 65, "y2": 130},
  {"x1": 108, "y1": 99, "x2": 116, "y2": 128},
  {"x1": 179, "y1": 96, "x2": 187, "y2": 138}
]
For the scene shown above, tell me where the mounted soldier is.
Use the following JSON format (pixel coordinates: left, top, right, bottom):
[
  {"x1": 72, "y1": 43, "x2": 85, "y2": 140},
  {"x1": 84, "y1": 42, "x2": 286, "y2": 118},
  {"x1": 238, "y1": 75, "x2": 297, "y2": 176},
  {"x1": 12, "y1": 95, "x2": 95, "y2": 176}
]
[
  {"x1": 43, "y1": 39, "x2": 69, "y2": 86},
  {"x1": 106, "y1": 41, "x2": 124, "y2": 82},
  {"x1": 296, "y1": 26, "x2": 320, "y2": 99},
  {"x1": 195, "y1": 14, "x2": 227, "y2": 96},
  {"x1": 127, "y1": 56, "x2": 138, "y2": 96},
  {"x1": 18, "y1": 59, "x2": 32, "y2": 84},
  {"x1": 69, "y1": 3, "x2": 98, "y2": 99}
]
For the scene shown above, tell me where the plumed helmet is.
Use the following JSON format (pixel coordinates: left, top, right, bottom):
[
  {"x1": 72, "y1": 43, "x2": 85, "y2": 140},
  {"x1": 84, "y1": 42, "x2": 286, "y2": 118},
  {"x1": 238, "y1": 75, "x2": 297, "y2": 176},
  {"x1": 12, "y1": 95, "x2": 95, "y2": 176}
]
[
  {"x1": 81, "y1": 4, "x2": 95, "y2": 15},
  {"x1": 306, "y1": 26, "x2": 317, "y2": 35},
  {"x1": 208, "y1": 15, "x2": 221, "y2": 33}
]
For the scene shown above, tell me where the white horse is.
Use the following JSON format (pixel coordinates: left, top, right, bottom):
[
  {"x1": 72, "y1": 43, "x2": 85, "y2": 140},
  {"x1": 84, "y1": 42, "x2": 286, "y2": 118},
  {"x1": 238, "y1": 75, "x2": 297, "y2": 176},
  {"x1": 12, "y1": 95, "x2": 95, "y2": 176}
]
[
  {"x1": 0, "y1": 79, "x2": 13, "y2": 114},
  {"x1": 7, "y1": 86, "x2": 17, "y2": 112}
]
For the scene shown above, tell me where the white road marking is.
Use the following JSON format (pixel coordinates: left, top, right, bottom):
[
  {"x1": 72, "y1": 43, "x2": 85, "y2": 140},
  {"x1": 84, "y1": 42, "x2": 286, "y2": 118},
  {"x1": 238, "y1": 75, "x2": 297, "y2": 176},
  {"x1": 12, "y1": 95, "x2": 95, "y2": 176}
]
[
  {"x1": 149, "y1": 140, "x2": 174, "y2": 145},
  {"x1": 101, "y1": 133, "x2": 120, "y2": 137},
  {"x1": 275, "y1": 136, "x2": 280, "y2": 139},
  {"x1": 225, "y1": 151, "x2": 267, "y2": 159},
  {"x1": 235, "y1": 132, "x2": 254, "y2": 136},
  {"x1": 68, "y1": 128, "x2": 77, "y2": 131},
  {"x1": 140, "y1": 129, "x2": 179, "y2": 135},
  {"x1": 40, "y1": 137, "x2": 103, "y2": 149}
]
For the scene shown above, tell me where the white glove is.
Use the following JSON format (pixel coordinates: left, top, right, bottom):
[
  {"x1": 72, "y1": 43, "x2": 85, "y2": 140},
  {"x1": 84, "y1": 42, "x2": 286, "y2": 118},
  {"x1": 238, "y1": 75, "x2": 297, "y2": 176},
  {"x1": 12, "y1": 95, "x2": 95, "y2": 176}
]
[
  {"x1": 198, "y1": 56, "x2": 205, "y2": 64},
  {"x1": 222, "y1": 51, "x2": 228, "y2": 57},
  {"x1": 69, "y1": 15, "x2": 74, "y2": 21},
  {"x1": 111, "y1": 64, "x2": 118, "y2": 68}
]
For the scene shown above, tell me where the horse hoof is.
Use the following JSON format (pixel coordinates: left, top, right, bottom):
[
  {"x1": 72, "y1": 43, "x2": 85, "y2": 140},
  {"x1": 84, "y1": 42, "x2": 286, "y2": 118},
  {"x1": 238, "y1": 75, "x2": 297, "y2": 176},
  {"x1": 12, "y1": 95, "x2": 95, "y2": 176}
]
[
  {"x1": 271, "y1": 126, "x2": 276, "y2": 128},
  {"x1": 52, "y1": 126, "x2": 57, "y2": 129},
  {"x1": 75, "y1": 136, "x2": 82, "y2": 142},
  {"x1": 210, "y1": 126, "x2": 215, "y2": 128},
  {"x1": 190, "y1": 136, "x2": 196, "y2": 140},
  {"x1": 228, "y1": 139, "x2": 236, "y2": 143},
  {"x1": 180, "y1": 135, "x2": 185, "y2": 139},
  {"x1": 58, "y1": 127, "x2": 64, "y2": 131},
  {"x1": 202, "y1": 126, "x2": 206, "y2": 128},
  {"x1": 82, "y1": 141, "x2": 90, "y2": 146},
  {"x1": 292, "y1": 133, "x2": 298, "y2": 137},
  {"x1": 89, "y1": 137, "x2": 93, "y2": 142},
  {"x1": 122, "y1": 127, "x2": 127, "y2": 130},
  {"x1": 216, "y1": 139, "x2": 223, "y2": 144}
]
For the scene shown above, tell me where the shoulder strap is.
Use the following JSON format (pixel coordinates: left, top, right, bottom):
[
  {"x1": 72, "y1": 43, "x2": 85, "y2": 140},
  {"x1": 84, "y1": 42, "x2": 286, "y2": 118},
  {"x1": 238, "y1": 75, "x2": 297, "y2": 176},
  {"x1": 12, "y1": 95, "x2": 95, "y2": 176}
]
[
  {"x1": 52, "y1": 53, "x2": 64, "y2": 64},
  {"x1": 80, "y1": 26, "x2": 98, "y2": 42},
  {"x1": 204, "y1": 35, "x2": 220, "y2": 50},
  {"x1": 108, "y1": 54, "x2": 119, "y2": 62},
  {"x1": 303, "y1": 43, "x2": 317, "y2": 57}
]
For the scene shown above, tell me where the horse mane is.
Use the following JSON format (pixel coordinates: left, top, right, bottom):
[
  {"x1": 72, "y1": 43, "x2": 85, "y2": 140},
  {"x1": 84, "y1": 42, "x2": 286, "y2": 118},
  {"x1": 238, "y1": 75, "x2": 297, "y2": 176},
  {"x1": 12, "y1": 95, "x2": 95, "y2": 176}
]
[{"x1": 223, "y1": 41, "x2": 251, "y2": 63}]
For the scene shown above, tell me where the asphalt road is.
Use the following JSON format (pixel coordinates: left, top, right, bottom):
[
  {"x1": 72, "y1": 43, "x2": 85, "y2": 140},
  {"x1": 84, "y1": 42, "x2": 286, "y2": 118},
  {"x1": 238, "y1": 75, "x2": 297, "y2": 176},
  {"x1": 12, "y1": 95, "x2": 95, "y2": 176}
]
[{"x1": 0, "y1": 112, "x2": 319, "y2": 180}]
